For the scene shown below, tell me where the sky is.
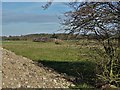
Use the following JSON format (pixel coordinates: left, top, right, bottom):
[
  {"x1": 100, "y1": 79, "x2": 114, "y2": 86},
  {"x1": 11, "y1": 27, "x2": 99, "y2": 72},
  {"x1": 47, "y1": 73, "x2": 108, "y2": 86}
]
[{"x1": 2, "y1": 2, "x2": 71, "y2": 36}]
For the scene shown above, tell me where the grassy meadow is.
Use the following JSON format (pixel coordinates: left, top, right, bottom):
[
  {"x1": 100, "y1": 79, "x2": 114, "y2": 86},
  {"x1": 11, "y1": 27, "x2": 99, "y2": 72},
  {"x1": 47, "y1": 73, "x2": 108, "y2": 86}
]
[
  {"x1": 2, "y1": 40, "x2": 98, "y2": 61},
  {"x1": 2, "y1": 40, "x2": 99, "y2": 88}
]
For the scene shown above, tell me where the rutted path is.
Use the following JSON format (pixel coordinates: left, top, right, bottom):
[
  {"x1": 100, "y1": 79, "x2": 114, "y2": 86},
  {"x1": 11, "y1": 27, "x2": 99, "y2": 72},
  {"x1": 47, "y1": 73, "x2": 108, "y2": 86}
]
[{"x1": 2, "y1": 48, "x2": 74, "y2": 88}]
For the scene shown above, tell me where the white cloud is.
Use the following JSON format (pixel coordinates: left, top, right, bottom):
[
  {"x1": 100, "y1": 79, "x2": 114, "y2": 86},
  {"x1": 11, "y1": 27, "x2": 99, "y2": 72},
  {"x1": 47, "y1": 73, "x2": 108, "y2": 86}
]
[{"x1": 3, "y1": 13, "x2": 59, "y2": 24}]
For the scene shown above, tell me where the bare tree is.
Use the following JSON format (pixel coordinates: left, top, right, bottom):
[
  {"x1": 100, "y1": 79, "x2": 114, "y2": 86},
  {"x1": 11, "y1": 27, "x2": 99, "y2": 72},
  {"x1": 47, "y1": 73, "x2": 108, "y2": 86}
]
[
  {"x1": 42, "y1": 1, "x2": 120, "y2": 87},
  {"x1": 62, "y1": 2, "x2": 120, "y2": 87}
]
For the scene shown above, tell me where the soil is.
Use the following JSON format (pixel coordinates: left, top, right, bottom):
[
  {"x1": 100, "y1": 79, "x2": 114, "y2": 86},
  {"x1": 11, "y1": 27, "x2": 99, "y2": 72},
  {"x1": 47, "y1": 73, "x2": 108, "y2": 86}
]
[{"x1": 2, "y1": 48, "x2": 74, "y2": 88}]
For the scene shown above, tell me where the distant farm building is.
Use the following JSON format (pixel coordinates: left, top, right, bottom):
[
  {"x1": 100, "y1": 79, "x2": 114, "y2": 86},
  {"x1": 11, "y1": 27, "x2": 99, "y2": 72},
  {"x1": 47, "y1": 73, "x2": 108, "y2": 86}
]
[{"x1": 33, "y1": 37, "x2": 48, "y2": 42}]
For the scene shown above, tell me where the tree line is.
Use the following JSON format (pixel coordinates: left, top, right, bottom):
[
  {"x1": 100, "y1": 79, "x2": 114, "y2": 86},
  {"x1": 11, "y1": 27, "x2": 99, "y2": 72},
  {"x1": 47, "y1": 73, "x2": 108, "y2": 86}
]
[{"x1": 2, "y1": 33, "x2": 113, "y2": 41}]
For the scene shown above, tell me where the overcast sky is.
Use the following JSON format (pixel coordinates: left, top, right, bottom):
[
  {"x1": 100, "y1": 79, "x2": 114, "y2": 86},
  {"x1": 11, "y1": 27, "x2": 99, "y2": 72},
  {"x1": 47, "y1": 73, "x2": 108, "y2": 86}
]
[{"x1": 2, "y1": 2, "x2": 70, "y2": 36}]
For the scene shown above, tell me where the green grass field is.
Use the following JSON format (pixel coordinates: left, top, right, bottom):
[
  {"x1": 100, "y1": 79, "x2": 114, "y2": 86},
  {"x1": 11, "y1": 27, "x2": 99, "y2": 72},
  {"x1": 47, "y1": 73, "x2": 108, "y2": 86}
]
[
  {"x1": 2, "y1": 40, "x2": 97, "y2": 88},
  {"x1": 2, "y1": 40, "x2": 96, "y2": 61}
]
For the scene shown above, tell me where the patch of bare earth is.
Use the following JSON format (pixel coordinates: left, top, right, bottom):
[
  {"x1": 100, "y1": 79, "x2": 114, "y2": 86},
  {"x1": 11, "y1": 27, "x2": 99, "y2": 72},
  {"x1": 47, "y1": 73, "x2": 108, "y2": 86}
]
[{"x1": 2, "y1": 48, "x2": 74, "y2": 88}]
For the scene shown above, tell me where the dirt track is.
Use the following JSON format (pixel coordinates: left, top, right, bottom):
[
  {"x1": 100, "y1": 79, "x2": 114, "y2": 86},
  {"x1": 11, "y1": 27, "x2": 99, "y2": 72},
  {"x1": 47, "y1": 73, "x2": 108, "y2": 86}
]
[{"x1": 2, "y1": 48, "x2": 74, "y2": 88}]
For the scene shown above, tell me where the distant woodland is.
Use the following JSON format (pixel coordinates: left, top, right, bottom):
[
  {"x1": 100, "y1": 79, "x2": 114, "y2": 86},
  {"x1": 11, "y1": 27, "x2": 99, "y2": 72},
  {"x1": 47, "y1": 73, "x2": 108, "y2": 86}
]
[{"x1": 2, "y1": 33, "x2": 119, "y2": 41}]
